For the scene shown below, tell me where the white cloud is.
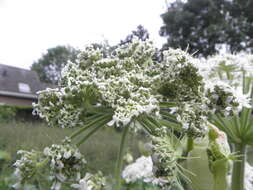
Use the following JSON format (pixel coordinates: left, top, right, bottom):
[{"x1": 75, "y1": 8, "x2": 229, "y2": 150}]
[{"x1": 0, "y1": 0, "x2": 169, "y2": 69}]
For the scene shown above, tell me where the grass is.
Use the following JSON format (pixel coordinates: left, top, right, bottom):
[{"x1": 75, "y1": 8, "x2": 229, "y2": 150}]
[{"x1": 0, "y1": 121, "x2": 143, "y2": 176}]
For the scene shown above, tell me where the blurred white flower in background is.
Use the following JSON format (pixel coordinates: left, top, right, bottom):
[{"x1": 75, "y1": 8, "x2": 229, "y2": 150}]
[{"x1": 122, "y1": 156, "x2": 168, "y2": 186}]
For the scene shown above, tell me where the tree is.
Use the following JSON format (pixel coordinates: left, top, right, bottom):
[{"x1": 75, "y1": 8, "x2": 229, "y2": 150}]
[
  {"x1": 160, "y1": 0, "x2": 253, "y2": 57},
  {"x1": 31, "y1": 45, "x2": 80, "y2": 85},
  {"x1": 120, "y1": 25, "x2": 149, "y2": 45}
]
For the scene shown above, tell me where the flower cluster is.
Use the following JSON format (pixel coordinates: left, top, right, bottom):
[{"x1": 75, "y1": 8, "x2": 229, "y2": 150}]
[
  {"x1": 43, "y1": 139, "x2": 86, "y2": 189},
  {"x1": 33, "y1": 88, "x2": 85, "y2": 128},
  {"x1": 122, "y1": 156, "x2": 153, "y2": 183},
  {"x1": 13, "y1": 150, "x2": 44, "y2": 189},
  {"x1": 204, "y1": 53, "x2": 253, "y2": 85},
  {"x1": 13, "y1": 139, "x2": 87, "y2": 190},
  {"x1": 151, "y1": 131, "x2": 185, "y2": 187},
  {"x1": 205, "y1": 81, "x2": 239, "y2": 116},
  {"x1": 33, "y1": 38, "x2": 249, "y2": 137},
  {"x1": 201, "y1": 53, "x2": 252, "y2": 111},
  {"x1": 71, "y1": 172, "x2": 106, "y2": 190},
  {"x1": 122, "y1": 156, "x2": 168, "y2": 187},
  {"x1": 157, "y1": 49, "x2": 209, "y2": 136},
  {"x1": 157, "y1": 48, "x2": 203, "y2": 102},
  {"x1": 175, "y1": 102, "x2": 208, "y2": 137},
  {"x1": 35, "y1": 38, "x2": 160, "y2": 128}
]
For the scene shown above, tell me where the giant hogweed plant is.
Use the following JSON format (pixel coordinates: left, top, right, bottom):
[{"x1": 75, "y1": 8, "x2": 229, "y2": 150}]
[
  {"x1": 13, "y1": 38, "x2": 251, "y2": 190},
  {"x1": 203, "y1": 53, "x2": 253, "y2": 190}
]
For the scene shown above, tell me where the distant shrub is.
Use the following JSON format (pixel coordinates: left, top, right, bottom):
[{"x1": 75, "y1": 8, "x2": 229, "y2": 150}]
[
  {"x1": 14, "y1": 105, "x2": 38, "y2": 122},
  {"x1": 0, "y1": 104, "x2": 39, "y2": 122},
  {"x1": 0, "y1": 104, "x2": 16, "y2": 122}
]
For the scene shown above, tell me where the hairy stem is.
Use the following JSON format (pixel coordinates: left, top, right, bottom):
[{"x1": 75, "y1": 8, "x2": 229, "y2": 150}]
[
  {"x1": 115, "y1": 125, "x2": 130, "y2": 190},
  {"x1": 231, "y1": 144, "x2": 246, "y2": 190}
]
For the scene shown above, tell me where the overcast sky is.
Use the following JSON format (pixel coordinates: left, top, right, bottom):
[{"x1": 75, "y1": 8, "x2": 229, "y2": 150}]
[{"x1": 0, "y1": 0, "x2": 171, "y2": 69}]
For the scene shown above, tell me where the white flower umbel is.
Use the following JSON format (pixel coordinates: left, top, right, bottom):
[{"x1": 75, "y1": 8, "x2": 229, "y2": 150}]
[
  {"x1": 122, "y1": 156, "x2": 153, "y2": 183},
  {"x1": 71, "y1": 173, "x2": 93, "y2": 190},
  {"x1": 122, "y1": 156, "x2": 168, "y2": 186},
  {"x1": 204, "y1": 53, "x2": 253, "y2": 83},
  {"x1": 33, "y1": 88, "x2": 85, "y2": 128},
  {"x1": 157, "y1": 48, "x2": 209, "y2": 136},
  {"x1": 71, "y1": 172, "x2": 106, "y2": 190},
  {"x1": 202, "y1": 53, "x2": 252, "y2": 109},
  {"x1": 32, "y1": 38, "x2": 247, "y2": 137},
  {"x1": 205, "y1": 80, "x2": 251, "y2": 115},
  {"x1": 13, "y1": 139, "x2": 87, "y2": 190},
  {"x1": 44, "y1": 140, "x2": 86, "y2": 187},
  {"x1": 34, "y1": 38, "x2": 160, "y2": 128},
  {"x1": 13, "y1": 150, "x2": 44, "y2": 189}
]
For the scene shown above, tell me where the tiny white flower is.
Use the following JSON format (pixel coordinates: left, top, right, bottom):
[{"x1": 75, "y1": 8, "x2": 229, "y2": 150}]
[
  {"x1": 51, "y1": 181, "x2": 61, "y2": 190},
  {"x1": 43, "y1": 147, "x2": 50, "y2": 156},
  {"x1": 74, "y1": 152, "x2": 82, "y2": 159},
  {"x1": 12, "y1": 182, "x2": 21, "y2": 189},
  {"x1": 56, "y1": 173, "x2": 67, "y2": 182},
  {"x1": 63, "y1": 151, "x2": 72, "y2": 159}
]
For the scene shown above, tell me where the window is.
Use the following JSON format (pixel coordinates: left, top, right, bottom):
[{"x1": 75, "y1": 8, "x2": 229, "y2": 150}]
[{"x1": 18, "y1": 83, "x2": 31, "y2": 93}]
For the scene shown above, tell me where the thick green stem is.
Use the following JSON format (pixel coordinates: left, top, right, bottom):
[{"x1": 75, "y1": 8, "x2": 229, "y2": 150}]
[
  {"x1": 115, "y1": 125, "x2": 130, "y2": 190},
  {"x1": 212, "y1": 159, "x2": 228, "y2": 190},
  {"x1": 186, "y1": 137, "x2": 194, "y2": 154},
  {"x1": 231, "y1": 144, "x2": 246, "y2": 190}
]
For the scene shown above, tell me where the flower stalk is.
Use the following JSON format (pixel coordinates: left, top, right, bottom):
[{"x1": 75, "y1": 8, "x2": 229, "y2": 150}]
[
  {"x1": 115, "y1": 125, "x2": 130, "y2": 190},
  {"x1": 212, "y1": 158, "x2": 229, "y2": 190},
  {"x1": 231, "y1": 144, "x2": 246, "y2": 190}
]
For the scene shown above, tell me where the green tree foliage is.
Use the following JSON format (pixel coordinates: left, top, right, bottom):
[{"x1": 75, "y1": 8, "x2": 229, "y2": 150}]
[
  {"x1": 160, "y1": 0, "x2": 253, "y2": 57},
  {"x1": 120, "y1": 25, "x2": 149, "y2": 45},
  {"x1": 31, "y1": 45, "x2": 80, "y2": 84}
]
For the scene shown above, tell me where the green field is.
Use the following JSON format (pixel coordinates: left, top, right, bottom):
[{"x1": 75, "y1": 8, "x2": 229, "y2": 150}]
[{"x1": 0, "y1": 121, "x2": 143, "y2": 173}]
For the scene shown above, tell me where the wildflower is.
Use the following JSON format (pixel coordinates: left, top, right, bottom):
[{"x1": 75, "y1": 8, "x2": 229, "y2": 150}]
[
  {"x1": 122, "y1": 156, "x2": 153, "y2": 183},
  {"x1": 32, "y1": 38, "x2": 246, "y2": 137},
  {"x1": 44, "y1": 142, "x2": 86, "y2": 186},
  {"x1": 13, "y1": 150, "x2": 45, "y2": 188},
  {"x1": 149, "y1": 130, "x2": 191, "y2": 189},
  {"x1": 122, "y1": 156, "x2": 168, "y2": 187},
  {"x1": 71, "y1": 172, "x2": 106, "y2": 190},
  {"x1": 13, "y1": 140, "x2": 86, "y2": 190}
]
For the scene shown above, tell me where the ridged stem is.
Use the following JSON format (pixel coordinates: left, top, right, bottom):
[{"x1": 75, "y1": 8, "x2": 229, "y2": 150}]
[
  {"x1": 115, "y1": 125, "x2": 130, "y2": 190},
  {"x1": 231, "y1": 144, "x2": 246, "y2": 190},
  {"x1": 212, "y1": 159, "x2": 228, "y2": 190}
]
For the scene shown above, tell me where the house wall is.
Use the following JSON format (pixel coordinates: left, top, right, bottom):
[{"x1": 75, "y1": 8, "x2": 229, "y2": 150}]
[{"x1": 0, "y1": 95, "x2": 36, "y2": 106}]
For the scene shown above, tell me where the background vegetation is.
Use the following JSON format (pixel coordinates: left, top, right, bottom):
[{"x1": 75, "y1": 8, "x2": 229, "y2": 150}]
[{"x1": 0, "y1": 121, "x2": 145, "y2": 189}]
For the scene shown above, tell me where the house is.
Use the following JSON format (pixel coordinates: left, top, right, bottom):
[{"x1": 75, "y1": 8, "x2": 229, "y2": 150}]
[{"x1": 0, "y1": 63, "x2": 53, "y2": 106}]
